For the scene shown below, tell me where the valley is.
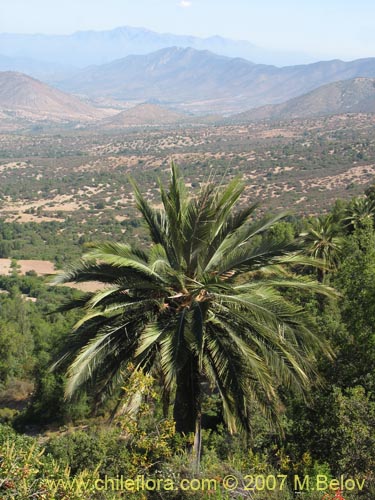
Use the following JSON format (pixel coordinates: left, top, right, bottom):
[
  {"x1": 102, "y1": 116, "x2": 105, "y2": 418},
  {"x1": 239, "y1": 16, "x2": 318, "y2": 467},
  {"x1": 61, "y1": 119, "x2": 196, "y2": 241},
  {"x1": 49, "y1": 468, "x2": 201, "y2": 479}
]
[
  {"x1": 2, "y1": 114, "x2": 375, "y2": 211},
  {"x1": 1, "y1": 112, "x2": 375, "y2": 266}
]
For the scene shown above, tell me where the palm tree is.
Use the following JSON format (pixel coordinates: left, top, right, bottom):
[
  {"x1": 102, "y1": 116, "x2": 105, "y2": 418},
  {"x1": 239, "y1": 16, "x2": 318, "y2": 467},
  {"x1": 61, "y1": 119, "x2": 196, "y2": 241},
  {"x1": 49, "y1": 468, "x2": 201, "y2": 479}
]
[
  {"x1": 344, "y1": 197, "x2": 375, "y2": 232},
  {"x1": 52, "y1": 164, "x2": 333, "y2": 464},
  {"x1": 303, "y1": 215, "x2": 344, "y2": 283}
]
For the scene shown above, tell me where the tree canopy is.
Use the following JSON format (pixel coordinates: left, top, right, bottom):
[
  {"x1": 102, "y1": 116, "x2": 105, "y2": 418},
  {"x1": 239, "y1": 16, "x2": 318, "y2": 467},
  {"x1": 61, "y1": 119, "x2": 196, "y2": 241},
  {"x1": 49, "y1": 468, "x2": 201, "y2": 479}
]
[{"x1": 52, "y1": 164, "x2": 334, "y2": 455}]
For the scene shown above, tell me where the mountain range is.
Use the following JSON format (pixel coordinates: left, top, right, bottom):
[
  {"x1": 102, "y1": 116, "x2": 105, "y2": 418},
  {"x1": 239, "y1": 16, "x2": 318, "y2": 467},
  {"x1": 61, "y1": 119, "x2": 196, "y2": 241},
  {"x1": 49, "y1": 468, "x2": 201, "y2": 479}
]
[
  {"x1": 2, "y1": 53, "x2": 375, "y2": 129},
  {"x1": 56, "y1": 47, "x2": 375, "y2": 115},
  {"x1": 1, "y1": 26, "x2": 375, "y2": 117},
  {"x1": 0, "y1": 26, "x2": 313, "y2": 72}
]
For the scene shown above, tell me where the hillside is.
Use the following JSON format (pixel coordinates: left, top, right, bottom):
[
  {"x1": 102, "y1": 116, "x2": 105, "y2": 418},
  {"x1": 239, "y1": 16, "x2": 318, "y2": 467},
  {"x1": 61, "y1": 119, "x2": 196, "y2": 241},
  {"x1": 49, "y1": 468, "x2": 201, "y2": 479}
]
[
  {"x1": 57, "y1": 47, "x2": 258, "y2": 115},
  {"x1": 0, "y1": 71, "x2": 105, "y2": 123},
  {"x1": 101, "y1": 103, "x2": 187, "y2": 127},
  {"x1": 231, "y1": 77, "x2": 375, "y2": 122},
  {"x1": 57, "y1": 48, "x2": 375, "y2": 115}
]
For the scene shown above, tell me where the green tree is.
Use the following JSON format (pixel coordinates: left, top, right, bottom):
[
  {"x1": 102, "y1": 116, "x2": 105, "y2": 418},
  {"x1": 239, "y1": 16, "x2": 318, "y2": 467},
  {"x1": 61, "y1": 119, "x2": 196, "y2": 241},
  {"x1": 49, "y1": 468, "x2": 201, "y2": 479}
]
[
  {"x1": 52, "y1": 165, "x2": 333, "y2": 464},
  {"x1": 333, "y1": 225, "x2": 375, "y2": 391},
  {"x1": 0, "y1": 321, "x2": 23, "y2": 385},
  {"x1": 303, "y1": 215, "x2": 344, "y2": 283},
  {"x1": 332, "y1": 386, "x2": 375, "y2": 477},
  {"x1": 344, "y1": 197, "x2": 375, "y2": 232}
]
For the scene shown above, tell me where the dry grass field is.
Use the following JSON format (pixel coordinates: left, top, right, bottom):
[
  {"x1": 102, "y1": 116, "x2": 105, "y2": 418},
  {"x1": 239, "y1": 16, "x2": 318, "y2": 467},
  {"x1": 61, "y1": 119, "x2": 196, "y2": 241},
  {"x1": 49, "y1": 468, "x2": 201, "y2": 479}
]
[{"x1": 0, "y1": 259, "x2": 55, "y2": 275}]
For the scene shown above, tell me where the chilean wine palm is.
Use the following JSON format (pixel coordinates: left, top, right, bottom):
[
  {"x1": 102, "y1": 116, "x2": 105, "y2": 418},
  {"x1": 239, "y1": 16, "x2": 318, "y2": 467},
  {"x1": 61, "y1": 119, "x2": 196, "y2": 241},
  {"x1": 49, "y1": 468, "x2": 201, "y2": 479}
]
[
  {"x1": 344, "y1": 197, "x2": 375, "y2": 232},
  {"x1": 52, "y1": 164, "x2": 333, "y2": 458},
  {"x1": 304, "y1": 215, "x2": 344, "y2": 282}
]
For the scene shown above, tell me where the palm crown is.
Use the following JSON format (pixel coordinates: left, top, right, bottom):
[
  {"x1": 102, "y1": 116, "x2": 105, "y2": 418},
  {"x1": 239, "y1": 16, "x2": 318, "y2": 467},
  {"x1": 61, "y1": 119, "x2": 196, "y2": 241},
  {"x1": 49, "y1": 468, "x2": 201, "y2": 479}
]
[
  {"x1": 52, "y1": 164, "x2": 333, "y2": 446},
  {"x1": 303, "y1": 215, "x2": 344, "y2": 282}
]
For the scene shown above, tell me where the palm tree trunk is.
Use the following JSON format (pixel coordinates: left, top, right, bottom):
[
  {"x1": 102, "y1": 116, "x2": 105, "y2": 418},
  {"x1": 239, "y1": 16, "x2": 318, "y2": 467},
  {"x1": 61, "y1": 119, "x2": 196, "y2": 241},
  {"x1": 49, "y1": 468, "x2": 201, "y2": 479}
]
[
  {"x1": 162, "y1": 388, "x2": 170, "y2": 419},
  {"x1": 193, "y1": 409, "x2": 202, "y2": 472},
  {"x1": 317, "y1": 268, "x2": 325, "y2": 284},
  {"x1": 173, "y1": 356, "x2": 200, "y2": 433},
  {"x1": 173, "y1": 356, "x2": 202, "y2": 470}
]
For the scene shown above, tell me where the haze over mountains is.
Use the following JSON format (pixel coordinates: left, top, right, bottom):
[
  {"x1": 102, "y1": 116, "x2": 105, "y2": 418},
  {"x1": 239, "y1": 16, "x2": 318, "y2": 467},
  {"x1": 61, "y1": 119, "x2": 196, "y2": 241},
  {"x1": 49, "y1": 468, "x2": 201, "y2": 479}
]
[
  {"x1": 0, "y1": 54, "x2": 75, "y2": 81},
  {"x1": 0, "y1": 26, "x2": 313, "y2": 72},
  {"x1": 1, "y1": 29, "x2": 375, "y2": 128}
]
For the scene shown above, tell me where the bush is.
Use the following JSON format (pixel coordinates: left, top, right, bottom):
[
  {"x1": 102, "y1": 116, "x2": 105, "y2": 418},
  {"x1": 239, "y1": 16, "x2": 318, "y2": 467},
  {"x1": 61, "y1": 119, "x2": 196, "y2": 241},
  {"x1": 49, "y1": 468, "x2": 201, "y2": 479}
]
[
  {"x1": 0, "y1": 407, "x2": 18, "y2": 424},
  {"x1": 0, "y1": 424, "x2": 130, "y2": 499}
]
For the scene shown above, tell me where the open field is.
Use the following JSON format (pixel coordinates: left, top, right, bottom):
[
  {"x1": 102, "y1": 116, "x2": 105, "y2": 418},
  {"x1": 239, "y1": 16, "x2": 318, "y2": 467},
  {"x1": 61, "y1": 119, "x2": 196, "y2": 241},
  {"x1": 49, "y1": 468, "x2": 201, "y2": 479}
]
[
  {"x1": 0, "y1": 258, "x2": 55, "y2": 275},
  {"x1": 0, "y1": 258, "x2": 101, "y2": 291}
]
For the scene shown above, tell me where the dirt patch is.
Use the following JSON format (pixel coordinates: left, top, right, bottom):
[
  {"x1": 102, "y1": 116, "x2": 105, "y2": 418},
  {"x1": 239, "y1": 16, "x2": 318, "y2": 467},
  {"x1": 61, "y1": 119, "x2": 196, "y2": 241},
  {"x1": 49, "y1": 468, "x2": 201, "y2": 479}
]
[
  {"x1": 0, "y1": 258, "x2": 104, "y2": 291},
  {"x1": 5, "y1": 213, "x2": 65, "y2": 223},
  {"x1": 0, "y1": 379, "x2": 34, "y2": 412},
  {"x1": 0, "y1": 259, "x2": 11, "y2": 275},
  {"x1": 299, "y1": 164, "x2": 375, "y2": 191},
  {"x1": 115, "y1": 214, "x2": 129, "y2": 222},
  {"x1": 63, "y1": 281, "x2": 104, "y2": 292},
  {"x1": 257, "y1": 128, "x2": 297, "y2": 138},
  {"x1": 1, "y1": 194, "x2": 86, "y2": 217},
  {"x1": 0, "y1": 259, "x2": 56, "y2": 275},
  {"x1": 20, "y1": 260, "x2": 56, "y2": 275},
  {"x1": 0, "y1": 161, "x2": 29, "y2": 172}
]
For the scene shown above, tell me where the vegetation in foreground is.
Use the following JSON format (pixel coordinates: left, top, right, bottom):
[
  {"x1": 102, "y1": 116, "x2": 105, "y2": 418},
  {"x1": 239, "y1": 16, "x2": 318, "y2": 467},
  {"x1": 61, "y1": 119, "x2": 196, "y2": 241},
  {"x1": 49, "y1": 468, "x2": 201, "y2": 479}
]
[{"x1": 0, "y1": 166, "x2": 375, "y2": 499}]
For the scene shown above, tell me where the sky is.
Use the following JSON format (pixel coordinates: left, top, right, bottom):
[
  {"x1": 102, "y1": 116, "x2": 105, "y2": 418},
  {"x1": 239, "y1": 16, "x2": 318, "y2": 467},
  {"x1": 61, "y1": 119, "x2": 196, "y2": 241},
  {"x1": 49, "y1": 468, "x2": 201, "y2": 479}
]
[{"x1": 1, "y1": 0, "x2": 375, "y2": 61}]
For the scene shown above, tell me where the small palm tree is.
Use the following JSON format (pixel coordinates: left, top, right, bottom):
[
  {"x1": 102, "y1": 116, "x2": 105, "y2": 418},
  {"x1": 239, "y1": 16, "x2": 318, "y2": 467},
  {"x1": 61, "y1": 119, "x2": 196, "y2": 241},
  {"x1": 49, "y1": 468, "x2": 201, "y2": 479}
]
[
  {"x1": 344, "y1": 197, "x2": 375, "y2": 232},
  {"x1": 303, "y1": 215, "x2": 344, "y2": 282},
  {"x1": 52, "y1": 164, "x2": 333, "y2": 464}
]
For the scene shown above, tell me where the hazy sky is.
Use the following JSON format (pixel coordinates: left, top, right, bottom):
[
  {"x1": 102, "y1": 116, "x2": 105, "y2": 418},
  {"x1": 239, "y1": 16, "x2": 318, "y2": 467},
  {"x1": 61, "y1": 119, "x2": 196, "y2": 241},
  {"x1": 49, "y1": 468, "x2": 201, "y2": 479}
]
[{"x1": 1, "y1": 0, "x2": 374, "y2": 60}]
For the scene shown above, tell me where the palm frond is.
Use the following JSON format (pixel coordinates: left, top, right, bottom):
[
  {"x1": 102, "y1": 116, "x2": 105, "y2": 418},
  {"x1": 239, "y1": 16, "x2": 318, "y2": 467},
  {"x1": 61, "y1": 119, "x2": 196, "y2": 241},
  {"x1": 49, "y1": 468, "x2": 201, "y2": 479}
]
[{"x1": 53, "y1": 163, "x2": 336, "y2": 440}]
